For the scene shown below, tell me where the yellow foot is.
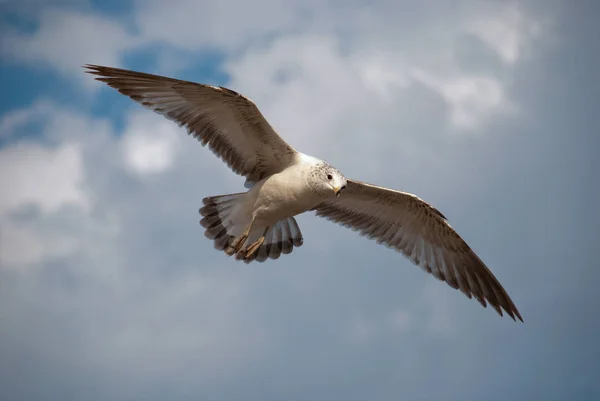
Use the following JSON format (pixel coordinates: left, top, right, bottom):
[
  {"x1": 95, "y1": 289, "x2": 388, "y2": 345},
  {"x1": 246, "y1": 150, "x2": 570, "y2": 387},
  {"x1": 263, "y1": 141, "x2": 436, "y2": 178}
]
[
  {"x1": 241, "y1": 236, "x2": 266, "y2": 261},
  {"x1": 225, "y1": 234, "x2": 248, "y2": 256}
]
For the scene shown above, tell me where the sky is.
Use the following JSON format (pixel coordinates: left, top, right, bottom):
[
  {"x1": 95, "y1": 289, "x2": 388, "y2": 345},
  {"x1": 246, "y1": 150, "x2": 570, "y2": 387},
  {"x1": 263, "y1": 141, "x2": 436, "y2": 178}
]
[{"x1": 0, "y1": 0, "x2": 599, "y2": 400}]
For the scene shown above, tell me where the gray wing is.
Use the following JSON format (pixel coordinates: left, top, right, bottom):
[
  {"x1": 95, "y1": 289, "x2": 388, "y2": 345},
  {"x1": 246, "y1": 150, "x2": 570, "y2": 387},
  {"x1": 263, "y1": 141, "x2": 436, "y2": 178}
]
[
  {"x1": 85, "y1": 65, "x2": 298, "y2": 184},
  {"x1": 313, "y1": 179, "x2": 523, "y2": 322}
]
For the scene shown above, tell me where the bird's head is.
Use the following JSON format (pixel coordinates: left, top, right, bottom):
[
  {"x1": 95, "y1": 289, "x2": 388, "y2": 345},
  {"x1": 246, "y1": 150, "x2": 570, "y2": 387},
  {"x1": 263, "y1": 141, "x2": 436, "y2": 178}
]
[{"x1": 310, "y1": 163, "x2": 347, "y2": 198}]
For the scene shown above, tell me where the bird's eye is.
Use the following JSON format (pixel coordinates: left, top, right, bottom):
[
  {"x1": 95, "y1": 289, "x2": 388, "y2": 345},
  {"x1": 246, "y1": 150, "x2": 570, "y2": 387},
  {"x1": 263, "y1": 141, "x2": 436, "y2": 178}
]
[{"x1": 327, "y1": 174, "x2": 333, "y2": 180}]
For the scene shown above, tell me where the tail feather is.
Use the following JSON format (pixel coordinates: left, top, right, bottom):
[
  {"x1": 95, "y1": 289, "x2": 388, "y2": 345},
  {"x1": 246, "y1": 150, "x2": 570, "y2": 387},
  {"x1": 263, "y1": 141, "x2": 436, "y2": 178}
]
[
  {"x1": 199, "y1": 193, "x2": 247, "y2": 250},
  {"x1": 288, "y1": 217, "x2": 304, "y2": 247},
  {"x1": 199, "y1": 193, "x2": 304, "y2": 262},
  {"x1": 242, "y1": 217, "x2": 304, "y2": 264},
  {"x1": 268, "y1": 226, "x2": 282, "y2": 260},
  {"x1": 280, "y1": 219, "x2": 294, "y2": 255}
]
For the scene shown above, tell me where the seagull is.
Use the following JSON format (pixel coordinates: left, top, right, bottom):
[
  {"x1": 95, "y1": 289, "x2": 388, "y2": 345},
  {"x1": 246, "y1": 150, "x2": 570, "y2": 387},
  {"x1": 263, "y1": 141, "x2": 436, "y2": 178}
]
[{"x1": 84, "y1": 64, "x2": 523, "y2": 322}]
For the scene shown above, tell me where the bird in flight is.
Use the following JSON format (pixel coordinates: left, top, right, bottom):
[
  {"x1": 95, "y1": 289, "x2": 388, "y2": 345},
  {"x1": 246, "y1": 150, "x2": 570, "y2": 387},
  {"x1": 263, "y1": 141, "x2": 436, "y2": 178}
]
[{"x1": 85, "y1": 64, "x2": 523, "y2": 322}]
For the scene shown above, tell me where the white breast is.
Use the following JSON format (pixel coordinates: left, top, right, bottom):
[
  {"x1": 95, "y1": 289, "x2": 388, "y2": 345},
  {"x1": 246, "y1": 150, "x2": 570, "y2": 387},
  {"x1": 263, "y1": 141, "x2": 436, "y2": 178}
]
[{"x1": 247, "y1": 162, "x2": 321, "y2": 225}]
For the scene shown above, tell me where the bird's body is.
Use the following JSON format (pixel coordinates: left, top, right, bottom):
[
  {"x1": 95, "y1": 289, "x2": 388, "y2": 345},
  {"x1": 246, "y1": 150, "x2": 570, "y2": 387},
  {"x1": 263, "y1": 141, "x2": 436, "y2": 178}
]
[
  {"x1": 245, "y1": 153, "x2": 332, "y2": 227},
  {"x1": 202, "y1": 152, "x2": 346, "y2": 261},
  {"x1": 85, "y1": 64, "x2": 523, "y2": 322}
]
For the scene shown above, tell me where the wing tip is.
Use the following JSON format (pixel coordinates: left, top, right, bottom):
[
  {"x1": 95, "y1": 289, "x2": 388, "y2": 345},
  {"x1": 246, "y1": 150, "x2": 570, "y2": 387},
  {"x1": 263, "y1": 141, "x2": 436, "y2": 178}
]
[
  {"x1": 511, "y1": 308, "x2": 524, "y2": 323},
  {"x1": 491, "y1": 302, "x2": 524, "y2": 323},
  {"x1": 82, "y1": 64, "x2": 103, "y2": 74}
]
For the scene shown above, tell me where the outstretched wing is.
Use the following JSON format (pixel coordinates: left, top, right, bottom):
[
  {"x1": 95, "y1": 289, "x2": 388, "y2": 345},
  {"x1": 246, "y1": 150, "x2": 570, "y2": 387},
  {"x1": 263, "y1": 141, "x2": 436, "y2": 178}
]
[
  {"x1": 313, "y1": 179, "x2": 523, "y2": 321},
  {"x1": 85, "y1": 65, "x2": 298, "y2": 184}
]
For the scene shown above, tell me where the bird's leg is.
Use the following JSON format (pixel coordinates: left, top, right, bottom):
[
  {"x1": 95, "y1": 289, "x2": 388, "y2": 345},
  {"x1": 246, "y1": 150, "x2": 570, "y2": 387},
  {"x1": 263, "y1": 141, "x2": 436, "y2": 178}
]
[
  {"x1": 241, "y1": 226, "x2": 270, "y2": 261},
  {"x1": 225, "y1": 216, "x2": 255, "y2": 256}
]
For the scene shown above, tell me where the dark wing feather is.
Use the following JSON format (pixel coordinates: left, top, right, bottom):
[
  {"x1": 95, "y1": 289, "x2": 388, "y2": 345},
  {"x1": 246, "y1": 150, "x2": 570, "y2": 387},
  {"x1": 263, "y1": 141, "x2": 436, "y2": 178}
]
[
  {"x1": 84, "y1": 64, "x2": 297, "y2": 183},
  {"x1": 314, "y1": 179, "x2": 523, "y2": 322}
]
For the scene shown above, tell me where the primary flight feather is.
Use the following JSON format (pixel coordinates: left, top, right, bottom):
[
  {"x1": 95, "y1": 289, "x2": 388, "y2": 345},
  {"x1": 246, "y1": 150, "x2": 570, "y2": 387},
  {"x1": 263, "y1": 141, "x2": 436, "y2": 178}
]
[{"x1": 85, "y1": 64, "x2": 523, "y2": 322}]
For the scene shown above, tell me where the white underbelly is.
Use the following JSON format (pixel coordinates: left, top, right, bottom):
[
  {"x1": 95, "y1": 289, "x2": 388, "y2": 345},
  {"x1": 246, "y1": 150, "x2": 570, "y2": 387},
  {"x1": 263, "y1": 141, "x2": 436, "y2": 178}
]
[{"x1": 248, "y1": 170, "x2": 319, "y2": 226}]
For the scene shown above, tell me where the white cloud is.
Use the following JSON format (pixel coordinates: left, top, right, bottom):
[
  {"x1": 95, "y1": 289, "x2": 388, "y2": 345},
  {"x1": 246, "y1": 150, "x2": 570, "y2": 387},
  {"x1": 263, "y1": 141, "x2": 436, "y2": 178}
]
[
  {"x1": 0, "y1": 142, "x2": 89, "y2": 216},
  {"x1": 0, "y1": 138, "x2": 93, "y2": 268},
  {"x1": 0, "y1": 100, "x2": 55, "y2": 139},
  {"x1": 121, "y1": 111, "x2": 183, "y2": 175},
  {"x1": 0, "y1": 99, "x2": 126, "y2": 269},
  {"x1": 466, "y1": 2, "x2": 542, "y2": 65},
  {"x1": 1, "y1": 8, "x2": 141, "y2": 88},
  {"x1": 225, "y1": 36, "x2": 368, "y2": 155},
  {"x1": 222, "y1": 3, "x2": 537, "y2": 144},
  {"x1": 0, "y1": 139, "x2": 122, "y2": 269},
  {"x1": 132, "y1": 0, "x2": 316, "y2": 52},
  {"x1": 411, "y1": 69, "x2": 512, "y2": 130},
  {"x1": 1, "y1": 218, "x2": 78, "y2": 268},
  {"x1": 360, "y1": 57, "x2": 411, "y2": 100}
]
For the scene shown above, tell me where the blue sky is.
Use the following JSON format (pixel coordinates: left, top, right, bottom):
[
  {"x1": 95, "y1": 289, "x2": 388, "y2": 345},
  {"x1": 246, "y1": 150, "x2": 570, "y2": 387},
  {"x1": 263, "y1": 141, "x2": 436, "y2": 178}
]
[{"x1": 1, "y1": 1, "x2": 599, "y2": 400}]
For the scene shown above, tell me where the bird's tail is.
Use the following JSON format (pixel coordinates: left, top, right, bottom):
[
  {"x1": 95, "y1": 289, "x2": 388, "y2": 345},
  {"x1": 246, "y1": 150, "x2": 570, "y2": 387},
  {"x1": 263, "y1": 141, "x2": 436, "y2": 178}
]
[
  {"x1": 246, "y1": 216, "x2": 304, "y2": 263},
  {"x1": 199, "y1": 193, "x2": 304, "y2": 263},
  {"x1": 199, "y1": 193, "x2": 246, "y2": 251}
]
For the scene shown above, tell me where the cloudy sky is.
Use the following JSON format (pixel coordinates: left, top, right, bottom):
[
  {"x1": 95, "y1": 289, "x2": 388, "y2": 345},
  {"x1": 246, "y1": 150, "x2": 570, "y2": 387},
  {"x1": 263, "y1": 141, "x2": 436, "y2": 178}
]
[{"x1": 1, "y1": 0, "x2": 599, "y2": 400}]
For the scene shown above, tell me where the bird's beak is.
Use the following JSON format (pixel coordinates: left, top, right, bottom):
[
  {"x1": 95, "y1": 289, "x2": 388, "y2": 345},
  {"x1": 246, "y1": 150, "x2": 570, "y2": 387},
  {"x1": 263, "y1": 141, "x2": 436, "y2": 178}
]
[{"x1": 333, "y1": 185, "x2": 346, "y2": 197}]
